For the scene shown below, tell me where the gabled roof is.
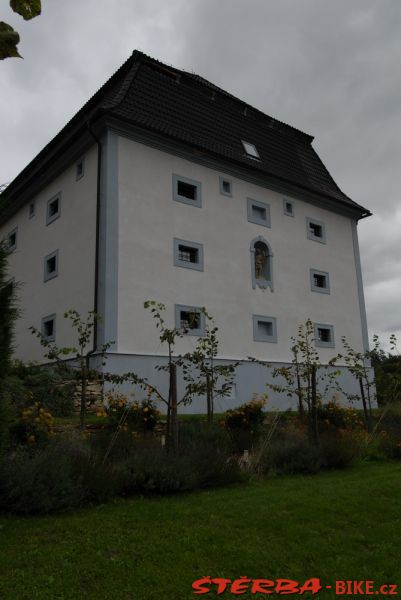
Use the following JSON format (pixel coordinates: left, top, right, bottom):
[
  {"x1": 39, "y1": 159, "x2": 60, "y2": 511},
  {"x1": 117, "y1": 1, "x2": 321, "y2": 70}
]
[{"x1": 0, "y1": 50, "x2": 371, "y2": 219}]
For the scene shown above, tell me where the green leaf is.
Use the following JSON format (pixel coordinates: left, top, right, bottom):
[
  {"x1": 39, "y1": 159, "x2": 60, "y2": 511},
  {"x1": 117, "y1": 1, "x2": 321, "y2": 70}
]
[
  {"x1": 9, "y1": 0, "x2": 41, "y2": 20},
  {"x1": 0, "y1": 22, "x2": 21, "y2": 59}
]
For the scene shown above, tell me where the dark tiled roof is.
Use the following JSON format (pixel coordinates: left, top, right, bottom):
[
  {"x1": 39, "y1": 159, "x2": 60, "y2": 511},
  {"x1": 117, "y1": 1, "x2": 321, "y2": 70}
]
[{"x1": 1, "y1": 50, "x2": 371, "y2": 217}]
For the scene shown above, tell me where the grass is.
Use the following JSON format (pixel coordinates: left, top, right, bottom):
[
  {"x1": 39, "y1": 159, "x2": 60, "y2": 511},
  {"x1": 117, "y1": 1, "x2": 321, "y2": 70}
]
[{"x1": 0, "y1": 462, "x2": 400, "y2": 599}]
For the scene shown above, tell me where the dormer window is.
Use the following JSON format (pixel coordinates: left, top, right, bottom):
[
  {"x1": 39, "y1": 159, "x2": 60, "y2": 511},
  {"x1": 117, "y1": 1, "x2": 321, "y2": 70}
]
[{"x1": 242, "y1": 140, "x2": 260, "y2": 160}]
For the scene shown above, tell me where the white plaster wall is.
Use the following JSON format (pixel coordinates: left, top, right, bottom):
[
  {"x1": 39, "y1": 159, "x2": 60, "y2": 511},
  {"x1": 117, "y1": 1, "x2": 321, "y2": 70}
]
[
  {"x1": 0, "y1": 145, "x2": 98, "y2": 362},
  {"x1": 117, "y1": 136, "x2": 365, "y2": 364}
]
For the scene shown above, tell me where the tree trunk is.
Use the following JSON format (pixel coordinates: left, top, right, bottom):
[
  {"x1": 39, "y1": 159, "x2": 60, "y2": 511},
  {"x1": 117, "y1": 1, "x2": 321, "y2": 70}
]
[
  {"x1": 80, "y1": 367, "x2": 87, "y2": 430},
  {"x1": 206, "y1": 373, "x2": 213, "y2": 423},
  {"x1": 310, "y1": 365, "x2": 319, "y2": 445},
  {"x1": 296, "y1": 371, "x2": 304, "y2": 416},
  {"x1": 359, "y1": 376, "x2": 371, "y2": 431},
  {"x1": 170, "y1": 363, "x2": 178, "y2": 453}
]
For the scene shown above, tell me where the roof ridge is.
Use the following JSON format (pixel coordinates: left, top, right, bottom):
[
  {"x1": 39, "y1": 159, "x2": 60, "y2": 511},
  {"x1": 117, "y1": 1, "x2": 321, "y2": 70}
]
[{"x1": 101, "y1": 60, "x2": 141, "y2": 111}]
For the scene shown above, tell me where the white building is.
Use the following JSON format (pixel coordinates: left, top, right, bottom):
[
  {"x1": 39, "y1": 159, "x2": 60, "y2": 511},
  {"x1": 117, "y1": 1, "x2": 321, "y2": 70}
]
[{"x1": 0, "y1": 51, "x2": 371, "y2": 411}]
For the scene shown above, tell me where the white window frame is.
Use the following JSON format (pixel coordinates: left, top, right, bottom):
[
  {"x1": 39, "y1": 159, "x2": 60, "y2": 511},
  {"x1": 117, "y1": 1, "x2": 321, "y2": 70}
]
[
  {"x1": 283, "y1": 198, "x2": 294, "y2": 217},
  {"x1": 41, "y1": 314, "x2": 56, "y2": 342},
  {"x1": 314, "y1": 323, "x2": 335, "y2": 348},
  {"x1": 253, "y1": 315, "x2": 277, "y2": 343},
  {"x1": 173, "y1": 238, "x2": 204, "y2": 271},
  {"x1": 76, "y1": 157, "x2": 85, "y2": 181},
  {"x1": 175, "y1": 304, "x2": 205, "y2": 336},
  {"x1": 44, "y1": 250, "x2": 59, "y2": 282},
  {"x1": 310, "y1": 269, "x2": 330, "y2": 294},
  {"x1": 306, "y1": 217, "x2": 326, "y2": 244},
  {"x1": 172, "y1": 174, "x2": 202, "y2": 208},
  {"x1": 247, "y1": 198, "x2": 271, "y2": 228},
  {"x1": 7, "y1": 227, "x2": 17, "y2": 253},
  {"x1": 46, "y1": 192, "x2": 61, "y2": 225},
  {"x1": 219, "y1": 176, "x2": 233, "y2": 197}
]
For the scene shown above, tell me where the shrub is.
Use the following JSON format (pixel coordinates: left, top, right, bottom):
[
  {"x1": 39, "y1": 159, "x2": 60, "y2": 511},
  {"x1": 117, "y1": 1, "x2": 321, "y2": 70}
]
[
  {"x1": 224, "y1": 395, "x2": 267, "y2": 451},
  {"x1": 179, "y1": 421, "x2": 244, "y2": 487},
  {"x1": 318, "y1": 399, "x2": 364, "y2": 431},
  {"x1": 224, "y1": 395, "x2": 267, "y2": 431},
  {"x1": 105, "y1": 390, "x2": 161, "y2": 432},
  {"x1": 7, "y1": 361, "x2": 76, "y2": 417},
  {"x1": 319, "y1": 430, "x2": 359, "y2": 469},
  {"x1": 255, "y1": 428, "x2": 321, "y2": 475},
  {"x1": 11, "y1": 401, "x2": 54, "y2": 446},
  {"x1": 121, "y1": 449, "x2": 198, "y2": 494},
  {"x1": 0, "y1": 435, "x2": 124, "y2": 514}
]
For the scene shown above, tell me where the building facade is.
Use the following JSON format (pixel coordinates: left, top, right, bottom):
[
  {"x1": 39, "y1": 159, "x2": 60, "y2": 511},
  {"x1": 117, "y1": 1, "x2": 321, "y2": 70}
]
[{"x1": 0, "y1": 51, "x2": 371, "y2": 412}]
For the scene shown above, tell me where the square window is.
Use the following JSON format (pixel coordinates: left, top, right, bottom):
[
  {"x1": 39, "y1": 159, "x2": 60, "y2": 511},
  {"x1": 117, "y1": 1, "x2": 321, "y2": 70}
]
[
  {"x1": 41, "y1": 314, "x2": 56, "y2": 342},
  {"x1": 253, "y1": 315, "x2": 277, "y2": 343},
  {"x1": 219, "y1": 176, "x2": 232, "y2": 197},
  {"x1": 76, "y1": 158, "x2": 84, "y2": 180},
  {"x1": 44, "y1": 250, "x2": 59, "y2": 282},
  {"x1": 306, "y1": 217, "x2": 326, "y2": 243},
  {"x1": 242, "y1": 140, "x2": 260, "y2": 160},
  {"x1": 314, "y1": 323, "x2": 335, "y2": 348},
  {"x1": 247, "y1": 198, "x2": 271, "y2": 228},
  {"x1": 310, "y1": 269, "x2": 330, "y2": 294},
  {"x1": 29, "y1": 201, "x2": 35, "y2": 218},
  {"x1": 7, "y1": 228, "x2": 17, "y2": 252},
  {"x1": 175, "y1": 304, "x2": 205, "y2": 336},
  {"x1": 283, "y1": 198, "x2": 294, "y2": 216},
  {"x1": 47, "y1": 193, "x2": 61, "y2": 225},
  {"x1": 173, "y1": 239, "x2": 204, "y2": 271},
  {"x1": 173, "y1": 174, "x2": 202, "y2": 207}
]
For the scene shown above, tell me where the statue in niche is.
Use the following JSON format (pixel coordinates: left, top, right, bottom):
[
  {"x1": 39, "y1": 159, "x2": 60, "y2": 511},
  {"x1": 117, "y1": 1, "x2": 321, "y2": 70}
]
[{"x1": 255, "y1": 246, "x2": 268, "y2": 279}]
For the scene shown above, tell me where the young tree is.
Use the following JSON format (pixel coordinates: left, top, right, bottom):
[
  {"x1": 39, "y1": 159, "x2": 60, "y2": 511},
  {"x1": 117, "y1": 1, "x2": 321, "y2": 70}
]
[
  {"x1": 30, "y1": 310, "x2": 110, "y2": 429},
  {"x1": 186, "y1": 309, "x2": 238, "y2": 422},
  {"x1": 266, "y1": 319, "x2": 339, "y2": 444},
  {"x1": 140, "y1": 301, "x2": 206, "y2": 452},
  {"x1": 0, "y1": 241, "x2": 19, "y2": 451}
]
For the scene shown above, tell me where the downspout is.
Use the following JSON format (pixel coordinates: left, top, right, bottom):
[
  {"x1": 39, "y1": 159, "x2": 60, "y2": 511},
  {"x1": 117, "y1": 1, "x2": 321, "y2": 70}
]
[{"x1": 86, "y1": 120, "x2": 102, "y2": 355}]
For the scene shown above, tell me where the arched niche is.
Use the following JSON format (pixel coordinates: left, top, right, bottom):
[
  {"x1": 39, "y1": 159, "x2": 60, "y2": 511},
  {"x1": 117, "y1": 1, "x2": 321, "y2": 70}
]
[{"x1": 250, "y1": 236, "x2": 274, "y2": 291}]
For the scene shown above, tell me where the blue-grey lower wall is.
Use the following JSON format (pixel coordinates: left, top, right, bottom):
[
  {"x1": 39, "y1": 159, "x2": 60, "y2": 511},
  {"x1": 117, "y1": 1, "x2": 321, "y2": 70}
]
[{"x1": 92, "y1": 352, "x2": 376, "y2": 414}]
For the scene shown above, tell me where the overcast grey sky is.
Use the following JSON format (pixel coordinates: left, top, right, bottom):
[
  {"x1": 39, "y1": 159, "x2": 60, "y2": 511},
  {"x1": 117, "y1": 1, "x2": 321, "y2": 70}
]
[{"x1": 1, "y1": 0, "x2": 400, "y2": 348}]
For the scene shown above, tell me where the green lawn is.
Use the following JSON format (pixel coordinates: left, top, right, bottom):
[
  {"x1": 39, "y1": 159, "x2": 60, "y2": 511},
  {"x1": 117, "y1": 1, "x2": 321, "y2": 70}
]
[{"x1": 0, "y1": 462, "x2": 400, "y2": 599}]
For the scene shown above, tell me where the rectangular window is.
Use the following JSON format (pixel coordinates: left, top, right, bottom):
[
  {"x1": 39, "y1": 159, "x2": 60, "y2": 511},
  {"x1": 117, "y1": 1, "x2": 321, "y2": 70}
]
[
  {"x1": 306, "y1": 217, "x2": 326, "y2": 243},
  {"x1": 253, "y1": 315, "x2": 277, "y2": 343},
  {"x1": 247, "y1": 198, "x2": 271, "y2": 228},
  {"x1": 219, "y1": 176, "x2": 232, "y2": 197},
  {"x1": 314, "y1": 323, "x2": 335, "y2": 348},
  {"x1": 242, "y1": 140, "x2": 260, "y2": 160},
  {"x1": 44, "y1": 250, "x2": 59, "y2": 282},
  {"x1": 29, "y1": 201, "x2": 35, "y2": 218},
  {"x1": 76, "y1": 158, "x2": 85, "y2": 180},
  {"x1": 46, "y1": 193, "x2": 61, "y2": 225},
  {"x1": 173, "y1": 239, "x2": 204, "y2": 271},
  {"x1": 41, "y1": 314, "x2": 56, "y2": 342},
  {"x1": 7, "y1": 228, "x2": 17, "y2": 252},
  {"x1": 283, "y1": 198, "x2": 294, "y2": 216},
  {"x1": 173, "y1": 174, "x2": 202, "y2": 207},
  {"x1": 175, "y1": 304, "x2": 205, "y2": 336},
  {"x1": 310, "y1": 269, "x2": 330, "y2": 294}
]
